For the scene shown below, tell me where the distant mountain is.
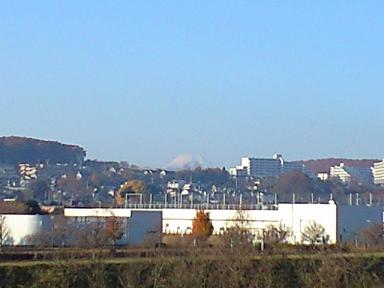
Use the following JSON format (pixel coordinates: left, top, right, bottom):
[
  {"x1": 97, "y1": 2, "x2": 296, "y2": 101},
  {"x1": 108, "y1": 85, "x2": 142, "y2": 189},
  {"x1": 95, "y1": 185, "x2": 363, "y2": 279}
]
[
  {"x1": 166, "y1": 153, "x2": 205, "y2": 170},
  {"x1": 0, "y1": 136, "x2": 86, "y2": 165},
  {"x1": 298, "y1": 158, "x2": 381, "y2": 174}
]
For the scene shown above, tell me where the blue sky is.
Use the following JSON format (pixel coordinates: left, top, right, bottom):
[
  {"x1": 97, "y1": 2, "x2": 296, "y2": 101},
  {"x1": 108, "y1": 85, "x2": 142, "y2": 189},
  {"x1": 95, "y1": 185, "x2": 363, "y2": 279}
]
[{"x1": 0, "y1": 1, "x2": 383, "y2": 167}]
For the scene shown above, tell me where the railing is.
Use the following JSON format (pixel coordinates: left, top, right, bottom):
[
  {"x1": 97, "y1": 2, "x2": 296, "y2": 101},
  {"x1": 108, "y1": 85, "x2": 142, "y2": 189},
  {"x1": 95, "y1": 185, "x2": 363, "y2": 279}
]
[{"x1": 122, "y1": 203, "x2": 278, "y2": 210}]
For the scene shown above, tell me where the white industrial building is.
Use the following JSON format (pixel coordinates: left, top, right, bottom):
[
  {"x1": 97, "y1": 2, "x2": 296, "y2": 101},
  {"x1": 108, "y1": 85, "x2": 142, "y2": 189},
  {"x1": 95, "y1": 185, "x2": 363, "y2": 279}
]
[
  {"x1": 0, "y1": 210, "x2": 162, "y2": 246},
  {"x1": 0, "y1": 214, "x2": 53, "y2": 245},
  {"x1": 1, "y1": 203, "x2": 381, "y2": 246},
  {"x1": 373, "y1": 160, "x2": 384, "y2": 186},
  {"x1": 66, "y1": 203, "x2": 382, "y2": 244}
]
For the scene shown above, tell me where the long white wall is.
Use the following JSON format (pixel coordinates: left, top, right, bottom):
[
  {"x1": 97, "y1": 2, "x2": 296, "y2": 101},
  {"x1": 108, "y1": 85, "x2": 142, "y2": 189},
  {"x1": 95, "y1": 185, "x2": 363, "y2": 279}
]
[
  {"x1": 4, "y1": 202, "x2": 378, "y2": 246},
  {"x1": 65, "y1": 203, "x2": 338, "y2": 244}
]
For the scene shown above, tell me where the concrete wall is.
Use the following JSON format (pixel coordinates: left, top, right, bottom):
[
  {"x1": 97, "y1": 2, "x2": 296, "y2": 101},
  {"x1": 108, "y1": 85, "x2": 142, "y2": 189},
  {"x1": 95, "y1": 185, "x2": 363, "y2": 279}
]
[
  {"x1": 125, "y1": 211, "x2": 162, "y2": 246},
  {"x1": 279, "y1": 203, "x2": 337, "y2": 243},
  {"x1": 1, "y1": 210, "x2": 162, "y2": 247},
  {"x1": 64, "y1": 203, "x2": 384, "y2": 245},
  {"x1": 337, "y1": 205, "x2": 383, "y2": 242},
  {"x1": 64, "y1": 209, "x2": 162, "y2": 246},
  {"x1": 65, "y1": 203, "x2": 338, "y2": 244},
  {"x1": 0, "y1": 214, "x2": 54, "y2": 245}
]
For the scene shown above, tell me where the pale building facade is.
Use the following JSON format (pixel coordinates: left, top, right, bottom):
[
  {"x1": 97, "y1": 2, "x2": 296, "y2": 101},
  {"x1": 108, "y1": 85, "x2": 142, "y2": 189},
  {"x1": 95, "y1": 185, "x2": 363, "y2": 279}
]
[
  {"x1": 230, "y1": 154, "x2": 306, "y2": 178},
  {"x1": 330, "y1": 163, "x2": 374, "y2": 185},
  {"x1": 374, "y1": 160, "x2": 384, "y2": 185}
]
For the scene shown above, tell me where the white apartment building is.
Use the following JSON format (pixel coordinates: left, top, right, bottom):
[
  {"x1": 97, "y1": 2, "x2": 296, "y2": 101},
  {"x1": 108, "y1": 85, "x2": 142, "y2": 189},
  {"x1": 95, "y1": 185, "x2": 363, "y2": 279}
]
[
  {"x1": 330, "y1": 163, "x2": 352, "y2": 183},
  {"x1": 230, "y1": 154, "x2": 306, "y2": 178},
  {"x1": 374, "y1": 160, "x2": 384, "y2": 185},
  {"x1": 330, "y1": 163, "x2": 374, "y2": 185}
]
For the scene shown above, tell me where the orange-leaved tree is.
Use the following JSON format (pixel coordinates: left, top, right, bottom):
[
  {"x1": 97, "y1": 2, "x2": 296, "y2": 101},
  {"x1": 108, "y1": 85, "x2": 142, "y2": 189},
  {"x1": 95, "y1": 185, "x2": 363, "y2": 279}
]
[
  {"x1": 115, "y1": 180, "x2": 145, "y2": 206},
  {"x1": 192, "y1": 210, "x2": 214, "y2": 240}
]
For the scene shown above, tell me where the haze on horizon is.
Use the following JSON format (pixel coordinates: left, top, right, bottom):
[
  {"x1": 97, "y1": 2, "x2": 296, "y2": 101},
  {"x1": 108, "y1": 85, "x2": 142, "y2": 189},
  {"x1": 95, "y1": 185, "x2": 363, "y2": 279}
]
[{"x1": 1, "y1": 1, "x2": 383, "y2": 168}]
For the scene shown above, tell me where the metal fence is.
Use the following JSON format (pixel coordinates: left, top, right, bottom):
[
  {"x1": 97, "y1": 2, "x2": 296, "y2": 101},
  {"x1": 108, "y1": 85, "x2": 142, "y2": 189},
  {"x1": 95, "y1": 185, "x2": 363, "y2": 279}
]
[{"x1": 122, "y1": 203, "x2": 278, "y2": 210}]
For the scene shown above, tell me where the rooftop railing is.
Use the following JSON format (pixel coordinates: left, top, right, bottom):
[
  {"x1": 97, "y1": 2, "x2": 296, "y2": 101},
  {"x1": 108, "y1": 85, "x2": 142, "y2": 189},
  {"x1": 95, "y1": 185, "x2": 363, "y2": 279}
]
[{"x1": 122, "y1": 203, "x2": 278, "y2": 210}]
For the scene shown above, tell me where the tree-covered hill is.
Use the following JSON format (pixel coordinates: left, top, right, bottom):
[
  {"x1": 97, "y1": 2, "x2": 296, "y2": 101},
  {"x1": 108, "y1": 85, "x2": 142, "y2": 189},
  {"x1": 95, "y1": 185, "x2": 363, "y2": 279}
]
[{"x1": 0, "y1": 136, "x2": 86, "y2": 165}]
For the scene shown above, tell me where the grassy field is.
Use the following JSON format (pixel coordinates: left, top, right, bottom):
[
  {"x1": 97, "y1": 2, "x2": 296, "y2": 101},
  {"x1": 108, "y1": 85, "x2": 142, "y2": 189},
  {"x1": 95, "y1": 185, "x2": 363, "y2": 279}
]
[{"x1": 2, "y1": 249, "x2": 384, "y2": 287}]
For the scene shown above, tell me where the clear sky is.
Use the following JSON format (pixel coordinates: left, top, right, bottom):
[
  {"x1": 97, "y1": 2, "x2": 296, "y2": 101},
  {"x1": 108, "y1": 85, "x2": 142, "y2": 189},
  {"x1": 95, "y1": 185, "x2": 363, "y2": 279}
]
[{"x1": 0, "y1": 1, "x2": 383, "y2": 168}]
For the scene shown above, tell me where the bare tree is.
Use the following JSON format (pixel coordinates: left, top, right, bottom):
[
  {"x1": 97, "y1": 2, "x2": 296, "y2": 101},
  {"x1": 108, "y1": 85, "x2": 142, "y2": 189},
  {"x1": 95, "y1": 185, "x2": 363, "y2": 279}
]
[
  {"x1": 76, "y1": 216, "x2": 108, "y2": 247},
  {"x1": 211, "y1": 210, "x2": 258, "y2": 288},
  {"x1": 53, "y1": 215, "x2": 77, "y2": 247},
  {"x1": 105, "y1": 215, "x2": 124, "y2": 250},
  {"x1": 301, "y1": 222, "x2": 329, "y2": 245},
  {"x1": 0, "y1": 216, "x2": 11, "y2": 251},
  {"x1": 263, "y1": 223, "x2": 290, "y2": 245},
  {"x1": 361, "y1": 223, "x2": 384, "y2": 248}
]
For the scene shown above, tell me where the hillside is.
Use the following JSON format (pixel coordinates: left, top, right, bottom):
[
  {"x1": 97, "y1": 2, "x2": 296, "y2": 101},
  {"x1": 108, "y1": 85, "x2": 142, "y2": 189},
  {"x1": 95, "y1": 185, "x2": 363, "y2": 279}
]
[
  {"x1": 299, "y1": 158, "x2": 380, "y2": 174},
  {"x1": 0, "y1": 136, "x2": 86, "y2": 165}
]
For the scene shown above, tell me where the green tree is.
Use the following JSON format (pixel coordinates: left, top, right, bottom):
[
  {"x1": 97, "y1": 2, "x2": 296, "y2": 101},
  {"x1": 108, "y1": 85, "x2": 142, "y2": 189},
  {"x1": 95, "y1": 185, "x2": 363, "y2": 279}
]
[
  {"x1": 25, "y1": 200, "x2": 42, "y2": 214},
  {"x1": 29, "y1": 179, "x2": 50, "y2": 201}
]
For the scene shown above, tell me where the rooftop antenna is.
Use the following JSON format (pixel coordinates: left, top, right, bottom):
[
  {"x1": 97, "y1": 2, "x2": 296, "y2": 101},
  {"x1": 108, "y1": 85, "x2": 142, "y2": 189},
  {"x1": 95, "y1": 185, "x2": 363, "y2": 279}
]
[
  {"x1": 274, "y1": 193, "x2": 277, "y2": 206},
  {"x1": 369, "y1": 192, "x2": 373, "y2": 206}
]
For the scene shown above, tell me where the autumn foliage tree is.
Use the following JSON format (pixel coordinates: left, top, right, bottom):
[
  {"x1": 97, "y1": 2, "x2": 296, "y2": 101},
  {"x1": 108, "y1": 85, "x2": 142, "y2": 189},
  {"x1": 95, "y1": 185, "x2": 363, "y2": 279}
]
[
  {"x1": 192, "y1": 210, "x2": 214, "y2": 240},
  {"x1": 115, "y1": 180, "x2": 145, "y2": 206}
]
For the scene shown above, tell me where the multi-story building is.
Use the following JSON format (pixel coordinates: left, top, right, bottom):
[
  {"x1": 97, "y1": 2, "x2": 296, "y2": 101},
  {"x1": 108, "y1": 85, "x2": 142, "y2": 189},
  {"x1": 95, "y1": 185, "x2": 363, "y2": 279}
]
[
  {"x1": 330, "y1": 163, "x2": 374, "y2": 185},
  {"x1": 373, "y1": 160, "x2": 384, "y2": 186},
  {"x1": 18, "y1": 164, "x2": 38, "y2": 180},
  {"x1": 230, "y1": 154, "x2": 306, "y2": 178},
  {"x1": 283, "y1": 161, "x2": 307, "y2": 175}
]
